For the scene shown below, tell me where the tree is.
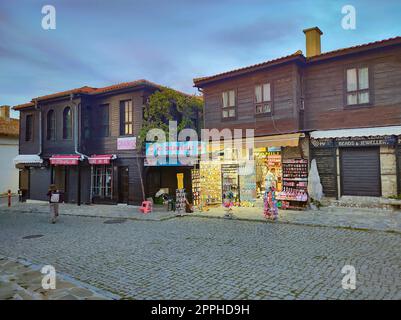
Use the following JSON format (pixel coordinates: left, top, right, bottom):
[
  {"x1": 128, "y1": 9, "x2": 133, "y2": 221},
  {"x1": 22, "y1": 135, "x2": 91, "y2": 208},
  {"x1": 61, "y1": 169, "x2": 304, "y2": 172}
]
[
  {"x1": 136, "y1": 87, "x2": 203, "y2": 201},
  {"x1": 138, "y1": 87, "x2": 203, "y2": 147}
]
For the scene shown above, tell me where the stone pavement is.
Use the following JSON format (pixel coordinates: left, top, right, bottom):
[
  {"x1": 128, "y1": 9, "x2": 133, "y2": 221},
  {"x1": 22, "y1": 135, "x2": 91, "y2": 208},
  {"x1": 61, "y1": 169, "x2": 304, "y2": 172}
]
[
  {"x1": 2, "y1": 201, "x2": 176, "y2": 221},
  {"x1": 191, "y1": 205, "x2": 401, "y2": 233},
  {"x1": 2, "y1": 201, "x2": 400, "y2": 233},
  {"x1": 0, "y1": 212, "x2": 400, "y2": 300},
  {"x1": 0, "y1": 254, "x2": 118, "y2": 300}
]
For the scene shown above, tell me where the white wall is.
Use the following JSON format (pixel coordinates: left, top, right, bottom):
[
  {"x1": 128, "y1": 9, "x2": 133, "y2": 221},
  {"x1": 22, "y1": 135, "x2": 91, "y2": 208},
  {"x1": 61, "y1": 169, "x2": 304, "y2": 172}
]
[{"x1": 0, "y1": 137, "x2": 19, "y2": 194}]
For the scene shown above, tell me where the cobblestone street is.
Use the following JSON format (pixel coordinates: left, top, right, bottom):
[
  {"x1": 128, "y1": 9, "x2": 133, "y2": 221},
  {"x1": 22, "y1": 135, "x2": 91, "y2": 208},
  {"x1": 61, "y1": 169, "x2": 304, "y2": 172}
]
[{"x1": 0, "y1": 211, "x2": 400, "y2": 300}]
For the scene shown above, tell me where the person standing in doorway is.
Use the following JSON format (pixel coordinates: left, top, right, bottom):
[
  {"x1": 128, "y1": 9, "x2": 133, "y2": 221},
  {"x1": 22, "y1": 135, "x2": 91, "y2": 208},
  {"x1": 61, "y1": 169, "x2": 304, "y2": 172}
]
[
  {"x1": 265, "y1": 167, "x2": 277, "y2": 191},
  {"x1": 47, "y1": 184, "x2": 61, "y2": 224}
]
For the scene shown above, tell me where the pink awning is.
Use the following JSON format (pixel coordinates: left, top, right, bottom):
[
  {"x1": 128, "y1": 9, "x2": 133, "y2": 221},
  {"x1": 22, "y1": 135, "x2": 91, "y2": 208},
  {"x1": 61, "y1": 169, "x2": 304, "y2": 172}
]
[
  {"x1": 88, "y1": 154, "x2": 116, "y2": 165},
  {"x1": 50, "y1": 155, "x2": 81, "y2": 165}
]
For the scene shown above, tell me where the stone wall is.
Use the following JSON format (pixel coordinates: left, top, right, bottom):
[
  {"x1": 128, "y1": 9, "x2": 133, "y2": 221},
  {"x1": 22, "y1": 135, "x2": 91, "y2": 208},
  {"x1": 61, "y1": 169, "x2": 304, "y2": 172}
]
[{"x1": 380, "y1": 146, "x2": 397, "y2": 197}]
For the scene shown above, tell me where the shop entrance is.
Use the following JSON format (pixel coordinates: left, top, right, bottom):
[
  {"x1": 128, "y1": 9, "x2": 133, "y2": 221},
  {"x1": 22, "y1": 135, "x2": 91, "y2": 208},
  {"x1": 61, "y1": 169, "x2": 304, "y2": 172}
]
[
  {"x1": 118, "y1": 166, "x2": 129, "y2": 204},
  {"x1": 340, "y1": 147, "x2": 381, "y2": 197},
  {"x1": 19, "y1": 168, "x2": 30, "y2": 200},
  {"x1": 255, "y1": 147, "x2": 282, "y2": 198},
  {"x1": 221, "y1": 164, "x2": 239, "y2": 203},
  {"x1": 53, "y1": 166, "x2": 66, "y2": 197}
]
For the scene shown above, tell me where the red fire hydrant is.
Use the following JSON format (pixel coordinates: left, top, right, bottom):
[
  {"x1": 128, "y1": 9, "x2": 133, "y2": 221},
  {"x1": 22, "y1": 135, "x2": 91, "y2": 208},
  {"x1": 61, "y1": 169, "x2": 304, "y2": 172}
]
[{"x1": 7, "y1": 189, "x2": 11, "y2": 207}]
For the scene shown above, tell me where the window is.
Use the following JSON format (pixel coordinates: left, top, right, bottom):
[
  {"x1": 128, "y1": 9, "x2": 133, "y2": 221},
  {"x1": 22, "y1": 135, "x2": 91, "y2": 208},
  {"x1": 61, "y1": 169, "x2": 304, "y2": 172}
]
[
  {"x1": 46, "y1": 110, "x2": 55, "y2": 140},
  {"x1": 92, "y1": 165, "x2": 112, "y2": 198},
  {"x1": 120, "y1": 100, "x2": 133, "y2": 135},
  {"x1": 98, "y1": 104, "x2": 109, "y2": 137},
  {"x1": 25, "y1": 115, "x2": 33, "y2": 141},
  {"x1": 63, "y1": 107, "x2": 72, "y2": 139},
  {"x1": 346, "y1": 67, "x2": 370, "y2": 106},
  {"x1": 222, "y1": 90, "x2": 236, "y2": 119},
  {"x1": 82, "y1": 105, "x2": 91, "y2": 139},
  {"x1": 255, "y1": 83, "x2": 272, "y2": 115}
]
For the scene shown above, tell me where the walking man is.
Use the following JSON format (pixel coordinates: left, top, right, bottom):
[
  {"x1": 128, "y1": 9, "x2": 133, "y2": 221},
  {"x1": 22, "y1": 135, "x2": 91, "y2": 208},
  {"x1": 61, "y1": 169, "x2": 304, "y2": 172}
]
[{"x1": 47, "y1": 184, "x2": 61, "y2": 224}]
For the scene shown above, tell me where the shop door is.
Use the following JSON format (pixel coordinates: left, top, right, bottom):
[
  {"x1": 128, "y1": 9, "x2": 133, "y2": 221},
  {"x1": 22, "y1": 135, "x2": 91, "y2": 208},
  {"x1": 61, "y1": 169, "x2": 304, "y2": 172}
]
[
  {"x1": 19, "y1": 168, "x2": 30, "y2": 200},
  {"x1": 54, "y1": 166, "x2": 67, "y2": 200},
  {"x1": 340, "y1": 147, "x2": 381, "y2": 197},
  {"x1": 118, "y1": 167, "x2": 129, "y2": 204}
]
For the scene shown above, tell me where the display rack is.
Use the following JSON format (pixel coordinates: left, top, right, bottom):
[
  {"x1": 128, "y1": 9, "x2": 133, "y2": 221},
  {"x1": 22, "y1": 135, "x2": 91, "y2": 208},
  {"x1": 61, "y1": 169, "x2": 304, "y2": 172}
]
[
  {"x1": 175, "y1": 188, "x2": 186, "y2": 216},
  {"x1": 277, "y1": 159, "x2": 308, "y2": 210},
  {"x1": 221, "y1": 164, "x2": 240, "y2": 205},
  {"x1": 200, "y1": 162, "x2": 221, "y2": 205},
  {"x1": 191, "y1": 168, "x2": 200, "y2": 207}
]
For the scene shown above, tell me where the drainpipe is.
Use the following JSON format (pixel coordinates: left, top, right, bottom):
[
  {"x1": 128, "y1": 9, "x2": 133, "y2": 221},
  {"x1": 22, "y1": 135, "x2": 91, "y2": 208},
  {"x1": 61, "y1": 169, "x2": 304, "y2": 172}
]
[
  {"x1": 196, "y1": 87, "x2": 205, "y2": 132},
  {"x1": 70, "y1": 93, "x2": 88, "y2": 206},
  {"x1": 34, "y1": 99, "x2": 42, "y2": 157},
  {"x1": 69, "y1": 93, "x2": 87, "y2": 159}
]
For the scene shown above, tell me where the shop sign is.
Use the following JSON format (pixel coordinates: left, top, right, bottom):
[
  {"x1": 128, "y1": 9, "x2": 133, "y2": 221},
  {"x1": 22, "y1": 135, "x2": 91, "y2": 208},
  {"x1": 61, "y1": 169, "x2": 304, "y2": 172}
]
[
  {"x1": 117, "y1": 137, "x2": 136, "y2": 150},
  {"x1": 145, "y1": 141, "x2": 205, "y2": 166},
  {"x1": 311, "y1": 135, "x2": 399, "y2": 148},
  {"x1": 49, "y1": 155, "x2": 80, "y2": 165}
]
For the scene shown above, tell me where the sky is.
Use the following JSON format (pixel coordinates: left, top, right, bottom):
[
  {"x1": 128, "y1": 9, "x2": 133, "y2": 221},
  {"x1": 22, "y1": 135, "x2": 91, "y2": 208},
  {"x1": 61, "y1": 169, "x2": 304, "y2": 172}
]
[{"x1": 1, "y1": 0, "x2": 401, "y2": 118}]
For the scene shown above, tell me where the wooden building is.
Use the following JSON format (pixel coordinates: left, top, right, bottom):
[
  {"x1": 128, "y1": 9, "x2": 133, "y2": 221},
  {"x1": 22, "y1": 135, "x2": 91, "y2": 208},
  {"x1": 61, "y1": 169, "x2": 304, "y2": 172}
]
[
  {"x1": 194, "y1": 28, "x2": 401, "y2": 204},
  {"x1": 13, "y1": 80, "x2": 199, "y2": 205}
]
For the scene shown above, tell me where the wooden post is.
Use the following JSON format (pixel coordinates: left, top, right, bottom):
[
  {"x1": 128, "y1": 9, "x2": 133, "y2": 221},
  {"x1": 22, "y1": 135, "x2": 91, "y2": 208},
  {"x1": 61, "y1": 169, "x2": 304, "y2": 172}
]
[
  {"x1": 77, "y1": 163, "x2": 81, "y2": 206},
  {"x1": 7, "y1": 189, "x2": 11, "y2": 207}
]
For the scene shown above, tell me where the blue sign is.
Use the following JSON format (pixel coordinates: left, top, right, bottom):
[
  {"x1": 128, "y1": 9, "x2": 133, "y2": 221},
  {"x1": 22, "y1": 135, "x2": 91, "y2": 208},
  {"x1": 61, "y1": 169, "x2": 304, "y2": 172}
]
[{"x1": 145, "y1": 141, "x2": 206, "y2": 166}]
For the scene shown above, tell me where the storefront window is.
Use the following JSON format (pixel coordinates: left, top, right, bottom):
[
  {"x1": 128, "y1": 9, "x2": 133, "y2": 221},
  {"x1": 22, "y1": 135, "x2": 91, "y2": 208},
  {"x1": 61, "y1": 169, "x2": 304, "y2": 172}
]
[{"x1": 92, "y1": 165, "x2": 112, "y2": 198}]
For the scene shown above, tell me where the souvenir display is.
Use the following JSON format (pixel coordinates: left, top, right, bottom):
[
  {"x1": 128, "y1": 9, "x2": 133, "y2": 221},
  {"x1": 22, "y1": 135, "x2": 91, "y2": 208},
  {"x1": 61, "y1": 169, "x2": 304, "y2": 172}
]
[
  {"x1": 199, "y1": 162, "x2": 221, "y2": 205},
  {"x1": 175, "y1": 188, "x2": 187, "y2": 216},
  {"x1": 221, "y1": 164, "x2": 240, "y2": 204},
  {"x1": 223, "y1": 190, "x2": 234, "y2": 218},
  {"x1": 191, "y1": 168, "x2": 201, "y2": 207},
  {"x1": 239, "y1": 170, "x2": 256, "y2": 206},
  {"x1": 277, "y1": 159, "x2": 308, "y2": 210},
  {"x1": 264, "y1": 188, "x2": 278, "y2": 220}
]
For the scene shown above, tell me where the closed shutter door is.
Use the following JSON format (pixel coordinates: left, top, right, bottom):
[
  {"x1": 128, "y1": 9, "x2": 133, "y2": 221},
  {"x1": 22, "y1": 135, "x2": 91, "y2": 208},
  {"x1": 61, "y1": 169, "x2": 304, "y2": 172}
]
[{"x1": 340, "y1": 147, "x2": 381, "y2": 197}]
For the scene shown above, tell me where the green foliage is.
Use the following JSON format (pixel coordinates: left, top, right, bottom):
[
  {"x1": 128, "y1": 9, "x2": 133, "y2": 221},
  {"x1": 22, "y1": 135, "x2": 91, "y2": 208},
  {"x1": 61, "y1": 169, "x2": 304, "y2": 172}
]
[
  {"x1": 138, "y1": 87, "x2": 203, "y2": 149},
  {"x1": 388, "y1": 194, "x2": 401, "y2": 200}
]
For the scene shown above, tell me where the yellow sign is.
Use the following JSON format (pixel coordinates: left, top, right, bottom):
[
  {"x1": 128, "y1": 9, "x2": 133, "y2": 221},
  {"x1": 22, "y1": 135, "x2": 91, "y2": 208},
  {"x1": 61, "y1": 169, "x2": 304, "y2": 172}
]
[{"x1": 177, "y1": 173, "x2": 184, "y2": 189}]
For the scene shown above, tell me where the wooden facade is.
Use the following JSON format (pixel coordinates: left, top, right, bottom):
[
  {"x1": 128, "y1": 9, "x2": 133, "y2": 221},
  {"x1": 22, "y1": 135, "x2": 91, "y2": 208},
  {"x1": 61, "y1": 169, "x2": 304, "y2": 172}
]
[
  {"x1": 196, "y1": 44, "x2": 401, "y2": 136},
  {"x1": 194, "y1": 37, "x2": 401, "y2": 199},
  {"x1": 199, "y1": 62, "x2": 304, "y2": 137},
  {"x1": 15, "y1": 82, "x2": 197, "y2": 205},
  {"x1": 304, "y1": 46, "x2": 401, "y2": 131}
]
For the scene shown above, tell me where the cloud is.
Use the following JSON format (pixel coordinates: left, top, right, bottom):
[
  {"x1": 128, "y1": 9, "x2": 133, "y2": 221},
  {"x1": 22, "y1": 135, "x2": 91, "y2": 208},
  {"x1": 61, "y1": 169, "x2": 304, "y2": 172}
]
[{"x1": 211, "y1": 17, "x2": 302, "y2": 49}]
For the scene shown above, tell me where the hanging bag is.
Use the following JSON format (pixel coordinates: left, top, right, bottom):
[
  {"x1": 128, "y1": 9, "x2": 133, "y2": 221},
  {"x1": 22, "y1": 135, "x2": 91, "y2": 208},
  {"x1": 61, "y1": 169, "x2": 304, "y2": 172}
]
[{"x1": 50, "y1": 192, "x2": 60, "y2": 203}]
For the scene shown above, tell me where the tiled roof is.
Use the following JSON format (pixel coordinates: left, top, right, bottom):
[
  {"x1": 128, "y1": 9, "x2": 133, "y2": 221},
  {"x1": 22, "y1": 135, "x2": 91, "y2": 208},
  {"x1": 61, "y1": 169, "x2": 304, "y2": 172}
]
[
  {"x1": 307, "y1": 36, "x2": 401, "y2": 62},
  {"x1": 13, "y1": 79, "x2": 196, "y2": 111},
  {"x1": 13, "y1": 102, "x2": 35, "y2": 111},
  {"x1": 32, "y1": 86, "x2": 96, "y2": 102},
  {"x1": 193, "y1": 51, "x2": 304, "y2": 86},
  {"x1": 12, "y1": 80, "x2": 162, "y2": 111},
  {"x1": 90, "y1": 79, "x2": 161, "y2": 94},
  {"x1": 0, "y1": 117, "x2": 19, "y2": 137},
  {"x1": 194, "y1": 36, "x2": 401, "y2": 86}
]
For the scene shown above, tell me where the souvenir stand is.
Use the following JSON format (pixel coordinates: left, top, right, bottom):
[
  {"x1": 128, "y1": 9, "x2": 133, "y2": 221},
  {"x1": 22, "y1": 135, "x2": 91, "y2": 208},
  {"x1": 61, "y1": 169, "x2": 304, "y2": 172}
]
[{"x1": 276, "y1": 159, "x2": 308, "y2": 210}]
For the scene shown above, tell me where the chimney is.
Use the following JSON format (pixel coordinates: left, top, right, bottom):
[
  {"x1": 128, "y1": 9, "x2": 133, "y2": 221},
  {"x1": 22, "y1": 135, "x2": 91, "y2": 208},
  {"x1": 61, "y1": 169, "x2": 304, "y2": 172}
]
[
  {"x1": 303, "y1": 27, "x2": 323, "y2": 57},
  {"x1": 0, "y1": 105, "x2": 10, "y2": 120}
]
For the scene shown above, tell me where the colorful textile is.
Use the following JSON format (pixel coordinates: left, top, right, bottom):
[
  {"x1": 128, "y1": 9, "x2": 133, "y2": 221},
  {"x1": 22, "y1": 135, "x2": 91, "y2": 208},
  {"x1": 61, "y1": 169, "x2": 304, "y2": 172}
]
[{"x1": 263, "y1": 188, "x2": 278, "y2": 220}]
